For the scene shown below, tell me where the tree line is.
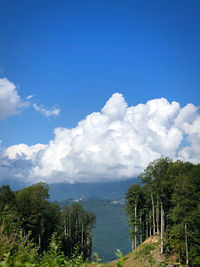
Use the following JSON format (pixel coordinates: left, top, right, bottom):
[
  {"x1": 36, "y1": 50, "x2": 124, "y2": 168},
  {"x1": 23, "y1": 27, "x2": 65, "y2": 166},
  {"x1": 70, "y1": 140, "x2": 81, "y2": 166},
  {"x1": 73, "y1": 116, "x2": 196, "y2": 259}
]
[
  {"x1": 0, "y1": 182, "x2": 96, "y2": 261},
  {"x1": 125, "y1": 158, "x2": 200, "y2": 266}
]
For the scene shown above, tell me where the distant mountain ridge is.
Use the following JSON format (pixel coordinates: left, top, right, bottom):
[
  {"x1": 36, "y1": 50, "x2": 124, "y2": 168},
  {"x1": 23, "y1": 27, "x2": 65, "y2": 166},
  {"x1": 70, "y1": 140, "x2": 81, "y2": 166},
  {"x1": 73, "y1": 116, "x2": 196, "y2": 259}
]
[{"x1": 49, "y1": 178, "x2": 138, "y2": 201}]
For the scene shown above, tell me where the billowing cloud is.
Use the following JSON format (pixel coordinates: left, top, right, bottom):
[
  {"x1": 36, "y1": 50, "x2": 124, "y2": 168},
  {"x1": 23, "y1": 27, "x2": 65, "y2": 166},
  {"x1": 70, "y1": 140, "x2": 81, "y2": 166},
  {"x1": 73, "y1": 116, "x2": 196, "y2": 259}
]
[
  {"x1": 0, "y1": 78, "x2": 28, "y2": 119},
  {"x1": 1, "y1": 93, "x2": 200, "y2": 184},
  {"x1": 33, "y1": 103, "x2": 60, "y2": 117},
  {"x1": 5, "y1": 143, "x2": 47, "y2": 160}
]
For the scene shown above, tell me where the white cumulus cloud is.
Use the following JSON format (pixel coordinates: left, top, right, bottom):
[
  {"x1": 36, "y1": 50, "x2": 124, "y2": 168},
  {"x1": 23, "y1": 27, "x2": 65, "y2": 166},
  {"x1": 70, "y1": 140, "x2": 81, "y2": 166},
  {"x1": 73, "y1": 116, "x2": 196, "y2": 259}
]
[
  {"x1": 0, "y1": 78, "x2": 28, "y2": 119},
  {"x1": 33, "y1": 103, "x2": 60, "y2": 117},
  {"x1": 1, "y1": 93, "x2": 200, "y2": 185},
  {"x1": 5, "y1": 143, "x2": 47, "y2": 160}
]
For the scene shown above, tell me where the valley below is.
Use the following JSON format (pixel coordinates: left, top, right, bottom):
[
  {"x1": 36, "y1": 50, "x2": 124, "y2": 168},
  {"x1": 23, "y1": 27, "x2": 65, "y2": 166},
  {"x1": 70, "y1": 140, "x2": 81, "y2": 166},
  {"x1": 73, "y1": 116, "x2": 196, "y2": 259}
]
[
  {"x1": 59, "y1": 199, "x2": 131, "y2": 262},
  {"x1": 49, "y1": 179, "x2": 138, "y2": 261}
]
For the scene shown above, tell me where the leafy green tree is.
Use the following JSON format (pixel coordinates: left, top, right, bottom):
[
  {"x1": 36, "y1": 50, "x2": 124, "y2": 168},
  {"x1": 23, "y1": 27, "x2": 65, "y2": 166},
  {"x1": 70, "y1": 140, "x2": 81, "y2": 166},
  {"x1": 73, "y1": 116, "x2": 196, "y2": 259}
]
[
  {"x1": 61, "y1": 203, "x2": 96, "y2": 260},
  {"x1": 0, "y1": 185, "x2": 19, "y2": 234},
  {"x1": 168, "y1": 161, "x2": 200, "y2": 266},
  {"x1": 125, "y1": 184, "x2": 145, "y2": 250},
  {"x1": 15, "y1": 183, "x2": 62, "y2": 252},
  {"x1": 0, "y1": 183, "x2": 96, "y2": 264},
  {"x1": 139, "y1": 157, "x2": 172, "y2": 253},
  {"x1": 126, "y1": 158, "x2": 200, "y2": 266}
]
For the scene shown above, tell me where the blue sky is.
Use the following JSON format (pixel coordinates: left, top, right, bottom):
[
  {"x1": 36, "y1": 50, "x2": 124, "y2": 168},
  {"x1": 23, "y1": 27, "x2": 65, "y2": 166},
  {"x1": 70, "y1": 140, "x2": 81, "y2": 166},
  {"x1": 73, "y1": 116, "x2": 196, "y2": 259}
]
[{"x1": 0, "y1": 0, "x2": 200, "y2": 184}]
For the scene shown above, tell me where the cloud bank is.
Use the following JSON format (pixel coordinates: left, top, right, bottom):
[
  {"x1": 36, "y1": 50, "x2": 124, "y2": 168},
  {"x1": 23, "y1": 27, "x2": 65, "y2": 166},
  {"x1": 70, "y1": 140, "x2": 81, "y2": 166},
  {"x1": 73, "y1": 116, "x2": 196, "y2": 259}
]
[
  {"x1": 1, "y1": 93, "x2": 200, "y2": 184},
  {"x1": 0, "y1": 78, "x2": 28, "y2": 119}
]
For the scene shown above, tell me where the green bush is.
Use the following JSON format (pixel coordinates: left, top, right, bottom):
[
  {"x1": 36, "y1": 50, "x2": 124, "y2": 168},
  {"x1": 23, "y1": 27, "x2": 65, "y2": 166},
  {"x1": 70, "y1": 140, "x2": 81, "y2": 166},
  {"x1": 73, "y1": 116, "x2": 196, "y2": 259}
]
[{"x1": 0, "y1": 224, "x2": 16, "y2": 262}]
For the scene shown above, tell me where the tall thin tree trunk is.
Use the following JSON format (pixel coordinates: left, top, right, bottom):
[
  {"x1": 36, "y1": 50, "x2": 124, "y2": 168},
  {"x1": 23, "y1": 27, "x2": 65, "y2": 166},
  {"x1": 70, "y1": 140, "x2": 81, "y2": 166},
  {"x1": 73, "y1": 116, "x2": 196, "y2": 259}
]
[
  {"x1": 64, "y1": 217, "x2": 67, "y2": 237},
  {"x1": 149, "y1": 210, "x2": 152, "y2": 236},
  {"x1": 39, "y1": 216, "x2": 43, "y2": 253},
  {"x1": 156, "y1": 200, "x2": 160, "y2": 234},
  {"x1": 131, "y1": 239, "x2": 134, "y2": 252},
  {"x1": 67, "y1": 216, "x2": 69, "y2": 255},
  {"x1": 151, "y1": 193, "x2": 155, "y2": 235},
  {"x1": 135, "y1": 203, "x2": 137, "y2": 249},
  {"x1": 39, "y1": 233, "x2": 41, "y2": 253},
  {"x1": 66, "y1": 217, "x2": 69, "y2": 237},
  {"x1": 63, "y1": 215, "x2": 68, "y2": 255},
  {"x1": 185, "y1": 223, "x2": 189, "y2": 267},
  {"x1": 140, "y1": 215, "x2": 142, "y2": 244},
  {"x1": 81, "y1": 221, "x2": 84, "y2": 246},
  {"x1": 146, "y1": 216, "x2": 148, "y2": 239},
  {"x1": 75, "y1": 218, "x2": 78, "y2": 241},
  {"x1": 68, "y1": 216, "x2": 70, "y2": 237},
  {"x1": 160, "y1": 201, "x2": 164, "y2": 254}
]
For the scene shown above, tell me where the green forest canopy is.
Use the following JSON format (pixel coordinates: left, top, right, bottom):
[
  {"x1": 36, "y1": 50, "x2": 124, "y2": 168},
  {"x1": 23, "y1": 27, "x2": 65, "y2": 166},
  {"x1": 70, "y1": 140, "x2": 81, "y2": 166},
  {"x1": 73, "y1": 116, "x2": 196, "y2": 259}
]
[
  {"x1": 0, "y1": 182, "x2": 96, "y2": 262},
  {"x1": 125, "y1": 158, "x2": 200, "y2": 266},
  {"x1": 0, "y1": 158, "x2": 199, "y2": 266}
]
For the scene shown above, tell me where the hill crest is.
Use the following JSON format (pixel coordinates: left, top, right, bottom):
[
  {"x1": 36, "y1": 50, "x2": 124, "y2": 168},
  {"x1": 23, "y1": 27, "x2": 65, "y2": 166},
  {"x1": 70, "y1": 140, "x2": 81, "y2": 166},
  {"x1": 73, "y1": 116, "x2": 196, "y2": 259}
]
[{"x1": 107, "y1": 235, "x2": 181, "y2": 267}]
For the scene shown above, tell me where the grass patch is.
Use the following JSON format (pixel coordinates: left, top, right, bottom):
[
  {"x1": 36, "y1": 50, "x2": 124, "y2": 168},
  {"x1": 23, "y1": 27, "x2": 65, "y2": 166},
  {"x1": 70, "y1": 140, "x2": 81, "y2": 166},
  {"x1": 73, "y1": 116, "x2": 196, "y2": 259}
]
[{"x1": 134, "y1": 243, "x2": 156, "y2": 265}]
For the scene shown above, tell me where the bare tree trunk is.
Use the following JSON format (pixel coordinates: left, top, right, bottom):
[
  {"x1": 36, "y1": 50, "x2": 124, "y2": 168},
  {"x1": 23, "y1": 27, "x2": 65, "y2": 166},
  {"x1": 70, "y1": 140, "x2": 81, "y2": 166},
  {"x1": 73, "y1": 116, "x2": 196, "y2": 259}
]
[
  {"x1": 135, "y1": 203, "x2": 137, "y2": 249},
  {"x1": 81, "y1": 221, "x2": 84, "y2": 246},
  {"x1": 67, "y1": 216, "x2": 70, "y2": 255},
  {"x1": 140, "y1": 215, "x2": 142, "y2": 244},
  {"x1": 160, "y1": 201, "x2": 164, "y2": 254},
  {"x1": 39, "y1": 233, "x2": 41, "y2": 253},
  {"x1": 185, "y1": 223, "x2": 189, "y2": 267},
  {"x1": 75, "y1": 218, "x2": 78, "y2": 241},
  {"x1": 149, "y1": 210, "x2": 152, "y2": 236},
  {"x1": 39, "y1": 216, "x2": 44, "y2": 253},
  {"x1": 151, "y1": 193, "x2": 155, "y2": 235},
  {"x1": 156, "y1": 200, "x2": 160, "y2": 234},
  {"x1": 131, "y1": 239, "x2": 134, "y2": 252},
  {"x1": 68, "y1": 216, "x2": 70, "y2": 237},
  {"x1": 63, "y1": 215, "x2": 68, "y2": 255},
  {"x1": 66, "y1": 217, "x2": 69, "y2": 237},
  {"x1": 146, "y1": 215, "x2": 148, "y2": 239},
  {"x1": 64, "y1": 217, "x2": 67, "y2": 237}
]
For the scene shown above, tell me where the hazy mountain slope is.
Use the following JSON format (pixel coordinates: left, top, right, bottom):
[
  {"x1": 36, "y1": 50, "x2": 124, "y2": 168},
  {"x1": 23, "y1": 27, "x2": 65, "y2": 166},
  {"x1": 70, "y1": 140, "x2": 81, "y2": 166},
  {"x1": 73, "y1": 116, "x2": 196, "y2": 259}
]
[
  {"x1": 59, "y1": 199, "x2": 131, "y2": 262},
  {"x1": 51, "y1": 179, "x2": 138, "y2": 261},
  {"x1": 49, "y1": 178, "x2": 138, "y2": 201}
]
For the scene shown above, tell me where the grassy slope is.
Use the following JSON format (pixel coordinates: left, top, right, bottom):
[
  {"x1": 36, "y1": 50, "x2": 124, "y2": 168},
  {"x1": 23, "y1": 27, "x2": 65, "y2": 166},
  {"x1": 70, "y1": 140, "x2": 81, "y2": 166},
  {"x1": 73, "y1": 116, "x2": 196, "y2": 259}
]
[{"x1": 105, "y1": 236, "x2": 182, "y2": 267}]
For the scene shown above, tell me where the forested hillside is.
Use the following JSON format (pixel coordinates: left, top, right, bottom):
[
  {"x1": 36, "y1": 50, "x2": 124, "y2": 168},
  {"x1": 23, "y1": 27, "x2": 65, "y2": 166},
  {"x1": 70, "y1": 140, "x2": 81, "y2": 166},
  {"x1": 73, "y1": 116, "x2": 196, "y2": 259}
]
[
  {"x1": 0, "y1": 158, "x2": 199, "y2": 266},
  {"x1": 0, "y1": 183, "x2": 95, "y2": 264},
  {"x1": 59, "y1": 199, "x2": 131, "y2": 262},
  {"x1": 125, "y1": 158, "x2": 200, "y2": 266}
]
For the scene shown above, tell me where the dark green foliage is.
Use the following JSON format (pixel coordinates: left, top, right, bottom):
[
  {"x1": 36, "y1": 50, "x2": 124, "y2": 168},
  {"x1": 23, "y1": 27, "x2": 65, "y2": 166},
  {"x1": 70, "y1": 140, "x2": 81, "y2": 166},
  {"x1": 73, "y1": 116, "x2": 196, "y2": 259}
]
[
  {"x1": 15, "y1": 182, "x2": 55, "y2": 252},
  {"x1": 0, "y1": 183, "x2": 95, "y2": 263},
  {"x1": 0, "y1": 185, "x2": 16, "y2": 210},
  {"x1": 0, "y1": 185, "x2": 19, "y2": 234},
  {"x1": 126, "y1": 158, "x2": 200, "y2": 266}
]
